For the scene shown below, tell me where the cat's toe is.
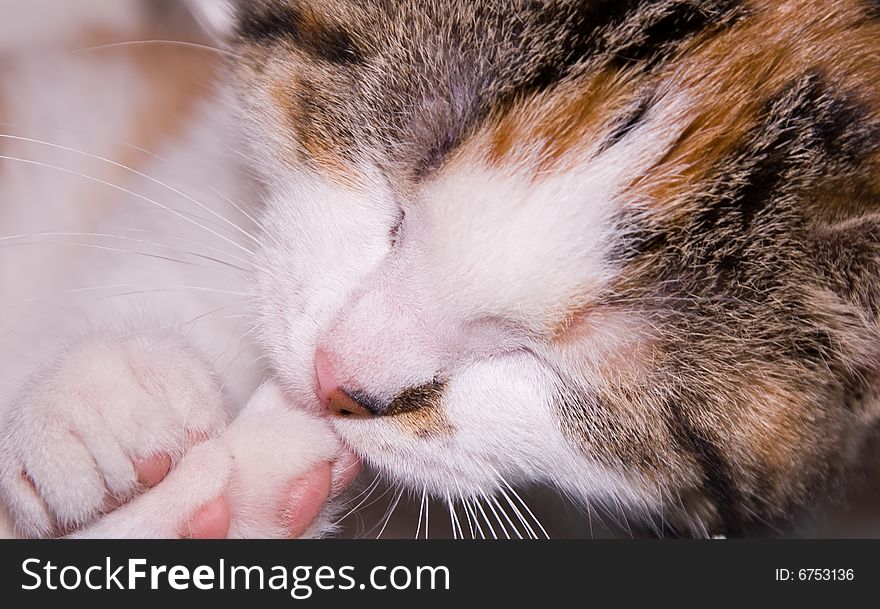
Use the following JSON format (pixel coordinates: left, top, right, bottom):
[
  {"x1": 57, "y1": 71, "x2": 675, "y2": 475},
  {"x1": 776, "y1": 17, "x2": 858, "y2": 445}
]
[
  {"x1": 0, "y1": 418, "x2": 122, "y2": 536},
  {"x1": 0, "y1": 332, "x2": 228, "y2": 537},
  {"x1": 135, "y1": 455, "x2": 173, "y2": 488},
  {"x1": 0, "y1": 456, "x2": 56, "y2": 538}
]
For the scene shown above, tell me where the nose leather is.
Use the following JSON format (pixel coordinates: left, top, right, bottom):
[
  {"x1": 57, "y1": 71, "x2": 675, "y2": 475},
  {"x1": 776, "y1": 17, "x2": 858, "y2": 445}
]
[
  {"x1": 316, "y1": 349, "x2": 387, "y2": 417},
  {"x1": 327, "y1": 388, "x2": 376, "y2": 418},
  {"x1": 314, "y1": 349, "x2": 337, "y2": 405}
]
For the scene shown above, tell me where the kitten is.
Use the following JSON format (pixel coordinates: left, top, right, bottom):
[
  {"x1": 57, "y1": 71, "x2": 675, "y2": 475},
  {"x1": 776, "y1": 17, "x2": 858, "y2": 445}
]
[{"x1": 4, "y1": 0, "x2": 880, "y2": 538}]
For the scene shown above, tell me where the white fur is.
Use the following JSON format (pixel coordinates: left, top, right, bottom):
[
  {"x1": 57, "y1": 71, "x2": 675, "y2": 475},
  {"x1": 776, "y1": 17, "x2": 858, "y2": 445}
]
[
  {"x1": 69, "y1": 382, "x2": 340, "y2": 539},
  {"x1": 0, "y1": 333, "x2": 228, "y2": 537}
]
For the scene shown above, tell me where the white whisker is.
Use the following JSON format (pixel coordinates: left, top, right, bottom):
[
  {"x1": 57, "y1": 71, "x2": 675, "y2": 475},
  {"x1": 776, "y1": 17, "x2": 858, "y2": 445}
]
[
  {"x1": 465, "y1": 499, "x2": 486, "y2": 540},
  {"x1": 461, "y1": 493, "x2": 476, "y2": 539},
  {"x1": 77, "y1": 39, "x2": 241, "y2": 59},
  {"x1": 498, "y1": 485, "x2": 539, "y2": 540},
  {"x1": 446, "y1": 495, "x2": 455, "y2": 539},
  {"x1": 350, "y1": 484, "x2": 394, "y2": 534},
  {"x1": 9, "y1": 283, "x2": 135, "y2": 307},
  {"x1": 112, "y1": 306, "x2": 235, "y2": 340},
  {"x1": 452, "y1": 481, "x2": 476, "y2": 539},
  {"x1": 99, "y1": 285, "x2": 248, "y2": 298},
  {"x1": 491, "y1": 468, "x2": 551, "y2": 539},
  {"x1": 491, "y1": 495, "x2": 523, "y2": 540},
  {"x1": 334, "y1": 474, "x2": 381, "y2": 527},
  {"x1": 122, "y1": 228, "x2": 255, "y2": 268},
  {"x1": 0, "y1": 121, "x2": 263, "y2": 238},
  {"x1": 425, "y1": 495, "x2": 430, "y2": 540},
  {"x1": 0, "y1": 154, "x2": 256, "y2": 257},
  {"x1": 415, "y1": 486, "x2": 427, "y2": 540},
  {"x1": 0, "y1": 285, "x2": 243, "y2": 341},
  {"x1": 0, "y1": 235, "x2": 249, "y2": 275},
  {"x1": 445, "y1": 493, "x2": 461, "y2": 540},
  {"x1": 473, "y1": 496, "x2": 498, "y2": 540},
  {"x1": 203, "y1": 183, "x2": 262, "y2": 232},
  {"x1": 483, "y1": 492, "x2": 511, "y2": 539},
  {"x1": 219, "y1": 355, "x2": 268, "y2": 393},
  {"x1": 376, "y1": 488, "x2": 404, "y2": 539},
  {"x1": 0, "y1": 134, "x2": 260, "y2": 247}
]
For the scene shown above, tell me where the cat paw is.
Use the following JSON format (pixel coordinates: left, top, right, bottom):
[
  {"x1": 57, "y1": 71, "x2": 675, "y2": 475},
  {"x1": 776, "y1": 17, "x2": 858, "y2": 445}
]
[
  {"x1": 222, "y1": 382, "x2": 355, "y2": 538},
  {"x1": 70, "y1": 382, "x2": 358, "y2": 539},
  {"x1": 0, "y1": 333, "x2": 227, "y2": 538}
]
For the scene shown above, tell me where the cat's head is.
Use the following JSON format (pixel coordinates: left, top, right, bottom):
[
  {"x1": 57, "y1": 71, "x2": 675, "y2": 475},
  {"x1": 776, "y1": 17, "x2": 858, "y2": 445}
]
[{"x1": 196, "y1": 0, "x2": 880, "y2": 535}]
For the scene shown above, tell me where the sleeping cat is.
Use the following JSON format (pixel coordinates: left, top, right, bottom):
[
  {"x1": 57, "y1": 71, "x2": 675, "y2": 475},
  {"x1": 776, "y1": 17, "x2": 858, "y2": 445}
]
[{"x1": 2, "y1": 0, "x2": 880, "y2": 538}]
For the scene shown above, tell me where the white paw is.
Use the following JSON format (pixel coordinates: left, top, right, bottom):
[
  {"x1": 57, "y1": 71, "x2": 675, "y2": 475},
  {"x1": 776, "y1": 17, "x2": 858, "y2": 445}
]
[
  {"x1": 0, "y1": 333, "x2": 227, "y2": 537},
  {"x1": 68, "y1": 439, "x2": 234, "y2": 539},
  {"x1": 223, "y1": 382, "x2": 342, "y2": 538},
  {"x1": 71, "y1": 383, "x2": 347, "y2": 539}
]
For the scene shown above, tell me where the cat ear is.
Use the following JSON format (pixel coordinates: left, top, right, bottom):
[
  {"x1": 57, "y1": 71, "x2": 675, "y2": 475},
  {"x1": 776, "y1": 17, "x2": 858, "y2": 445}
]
[{"x1": 185, "y1": 0, "x2": 237, "y2": 40}]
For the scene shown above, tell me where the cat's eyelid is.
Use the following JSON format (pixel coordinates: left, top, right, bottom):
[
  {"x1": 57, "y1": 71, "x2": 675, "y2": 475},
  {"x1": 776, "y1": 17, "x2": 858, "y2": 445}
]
[{"x1": 389, "y1": 209, "x2": 405, "y2": 247}]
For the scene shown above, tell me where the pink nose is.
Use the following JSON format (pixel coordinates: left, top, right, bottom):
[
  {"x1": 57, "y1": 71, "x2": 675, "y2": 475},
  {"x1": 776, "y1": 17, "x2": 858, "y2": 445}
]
[
  {"x1": 314, "y1": 349, "x2": 375, "y2": 418},
  {"x1": 314, "y1": 349, "x2": 337, "y2": 405}
]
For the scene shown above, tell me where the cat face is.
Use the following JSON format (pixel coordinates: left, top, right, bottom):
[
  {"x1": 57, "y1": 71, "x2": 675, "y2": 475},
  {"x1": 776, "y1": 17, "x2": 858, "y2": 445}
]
[
  {"x1": 237, "y1": 1, "x2": 634, "y2": 503},
  {"x1": 207, "y1": 0, "x2": 880, "y2": 534}
]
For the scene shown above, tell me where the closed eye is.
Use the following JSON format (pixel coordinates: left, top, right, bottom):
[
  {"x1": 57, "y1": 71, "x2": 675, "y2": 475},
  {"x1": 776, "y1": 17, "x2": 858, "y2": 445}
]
[{"x1": 389, "y1": 210, "x2": 405, "y2": 247}]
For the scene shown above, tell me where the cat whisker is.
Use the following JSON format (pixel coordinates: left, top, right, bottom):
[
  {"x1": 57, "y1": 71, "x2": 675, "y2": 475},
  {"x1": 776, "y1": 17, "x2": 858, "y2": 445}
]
[
  {"x1": 348, "y1": 473, "x2": 382, "y2": 506},
  {"x1": 126, "y1": 228, "x2": 255, "y2": 268},
  {"x1": 446, "y1": 494, "x2": 455, "y2": 539},
  {"x1": 424, "y1": 493, "x2": 430, "y2": 540},
  {"x1": 77, "y1": 40, "x2": 241, "y2": 59},
  {"x1": 0, "y1": 154, "x2": 256, "y2": 257},
  {"x1": 497, "y1": 485, "x2": 538, "y2": 540},
  {"x1": 491, "y1": 495, "x2": 523, "y2": 540},
  {"x1": 214, "y1": 326, "x2": 264, "y2": 383},
  {"x1": 490, "y1": 468, "x2": 550, "y2": 539},
  {"x1": 4, "y1": 283, "x2": 133, "y2": 309},
  {"x1": 596, "y1": 499, "x2": 628, "y2": 538},
  {"x1": 445, "y1": 493, "x2": 462, "y2": 540},
  {"x1": 100, "y1": 285, "x2": 248, "y2": 298},
  {"x1": 219, "y1": 354, "x2": 268, "y2": 393},
  {"x1": 483, "y1": 491, "x2": 511, "y2": 539},
  {"x1": 85, "y1": 148, "x2": 261, "y2": 242},
  {"x1": 0, "y1": 241, "x2": 214, "y2": 274},
  {"x1": 472, "y1": 496, "x2": 498, "y2": 540},
  {"x1": 0, "y1": 123, "x2": 262, "y2": 236},
  {"x1": 236, "y1": 323, "x2": 261, "y2": 343},
  {"x1": 0, "y1": 234, "x2": 250, "y2": 275},
  {"x1": 112, "y1": 306, "x2": 237, "y2": 340},
  {"x1": 587, "y1": 502, "x2": 595, "y2": 539},
  {"x1": 459, "y1": 493, "x2": 475, "y2": 539},
  {"x1": 453, "y1": 502, "x2": 465, "y2": 539},
  {"x1": 3, "y1": 282, "x2": 244, "y2": 317},
  {"x1": 0, "y1": 285, "x2": 244, "y2": 341},
  {"x1": 612, "y1": 495, "x2": 634, "y2": 539},
  {"x1": 465, "y1": 498, "x2": 486, "y2": 540},
  {"x1": 415, "y1": 486, "x2": 427, "y2": 540},
  {"x1": 0, "y1": 134, "x2": 261, "y2": 248},
  {"x1": 375, "y1": 487, "x2": 404, "y2": 539},
  {"x1": 355, "y1": 484, "x2": 395, "y2": 537},
  {"x1": 335, "y1": 473, "x2": 381, "y2": 527},
  {"x1": 452, "y1": 481, "x2": 475, "y2": 540}
]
